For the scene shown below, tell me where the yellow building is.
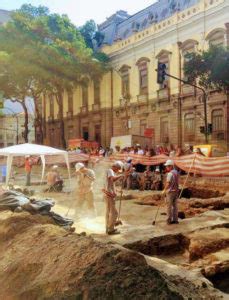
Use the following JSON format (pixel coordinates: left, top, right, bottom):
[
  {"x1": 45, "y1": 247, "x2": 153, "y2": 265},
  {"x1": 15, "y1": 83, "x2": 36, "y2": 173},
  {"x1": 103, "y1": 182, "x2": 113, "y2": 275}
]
[{"x1": 43, "y1": 0, "x2": 229, "y2": 149}]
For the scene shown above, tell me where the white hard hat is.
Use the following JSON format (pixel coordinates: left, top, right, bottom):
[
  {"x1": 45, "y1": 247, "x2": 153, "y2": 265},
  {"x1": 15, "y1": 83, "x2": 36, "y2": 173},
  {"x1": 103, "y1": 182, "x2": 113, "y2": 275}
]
[
  {"x1": 113, "y1": 160, "x2": 124, "y2": 169},
  {"x1": 25, "y1": 155, "x2": 30, "y2": 158},
  {"x1": 52, "y1": 165, "x2": 58, "y2": 170},
  {"x1": 75, "y1": 162, "x2": 84, "y2": 172},
  {"x1": 164, "y1": 159, "x2": 174, "y2": 167}
]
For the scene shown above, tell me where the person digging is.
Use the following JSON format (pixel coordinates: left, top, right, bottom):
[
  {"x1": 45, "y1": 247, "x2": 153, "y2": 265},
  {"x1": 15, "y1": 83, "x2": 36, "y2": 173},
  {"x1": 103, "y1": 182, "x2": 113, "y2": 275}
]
[
  {"x1": 75, "y1": 162, "x2": 96, "y2": 218},
  {"x1": 102, "y1": 161, "x2": 125, "y2": 235},
  {"x1": 162, "y1": 159, "x2": 179, "y2": 225}
]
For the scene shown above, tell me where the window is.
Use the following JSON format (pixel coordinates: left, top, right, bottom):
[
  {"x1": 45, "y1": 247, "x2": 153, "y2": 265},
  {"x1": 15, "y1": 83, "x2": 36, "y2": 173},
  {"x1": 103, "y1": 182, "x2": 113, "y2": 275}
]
[
  {"x1": 68, "y1": 125, "x2": 74, "y2": 139},
  {"x1": 49, "y1": 95, "x2": 54, "y2": 117},
  {"x1": 160, "y1": 116, "x2": 169, "y2": 143},
  {"x1": 67, "y1": 89, "x2": 73, "y2": 113},
  {"x1": 82, "y1": 126, "x2": 89, "y2": 141},
  {"x1": 136, "y1": 58, "x2": 149, "y2": 95},
  {"x1": 184, "y1": 113, "x2": 195, "y2": 140},
  {"x1": 120, "y1": 65, "x2": 130, "y2": 97},
  {"x1": 140, "y1": 119, "x2": 147, "y2": 136},
  {"x1": 212, "y1": 109, "x2": 224, "y2": 132},
  {"x1": 94, "y1": 124, "x2": 101, "y2": 144},
  {"x1": 181, "y1": 40, "x2": 198, "y2": 81},
  {"x1": 206, "y1": 29, "x2": 225, "y2": 47},
  {"x1": 82, "y1": 85, "x2": 88, "y2": 107},
  {"x1": 94, "y1": 80, "x2": 100, "y2": 105}
]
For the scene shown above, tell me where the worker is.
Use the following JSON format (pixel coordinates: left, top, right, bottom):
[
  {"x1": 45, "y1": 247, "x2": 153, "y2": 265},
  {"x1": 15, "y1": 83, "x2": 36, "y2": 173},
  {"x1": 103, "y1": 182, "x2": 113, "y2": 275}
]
[
  {"x1": 151, "y1": 166, "x2": 162, "y2": 191},
  {"x1": 163, "y1": 160, "x2": 179, "y2": 225},
  {"x1": 46, "y1": 165, "x2": 63, "y2": 192},
  {"x1": 25, "y1": 155, "x2": 32, "y2": 186},
  {"x1": 103, "y1": 161, "x2": 124, "y2": 235},
  {"x1": 75, "y1": 162, "x2": 96, "y2": 217}
]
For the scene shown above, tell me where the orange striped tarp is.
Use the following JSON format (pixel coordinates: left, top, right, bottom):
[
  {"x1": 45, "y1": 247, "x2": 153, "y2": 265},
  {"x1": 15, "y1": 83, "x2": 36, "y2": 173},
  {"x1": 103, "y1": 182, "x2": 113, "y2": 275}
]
[{"x1": 109, "y1": 153, "x2": 229, "y2": 177}]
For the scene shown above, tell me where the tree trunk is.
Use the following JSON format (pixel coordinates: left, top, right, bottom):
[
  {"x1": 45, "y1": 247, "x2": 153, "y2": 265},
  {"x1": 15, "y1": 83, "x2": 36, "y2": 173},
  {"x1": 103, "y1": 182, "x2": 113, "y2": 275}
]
[
  {"x1": 34, "y1": 96, "x2": 43, "y2": 144},
  {"x1": 56, "y1": 88, "x2": 66, "y2": 149},
  {"x1": 21, "y1": 101, "x2": 29, "y2": 143}
]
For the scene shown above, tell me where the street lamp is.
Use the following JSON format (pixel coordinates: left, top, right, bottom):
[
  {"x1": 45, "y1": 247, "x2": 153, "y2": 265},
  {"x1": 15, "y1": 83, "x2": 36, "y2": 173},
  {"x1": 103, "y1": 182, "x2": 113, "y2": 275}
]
[{"x1": 4, "y1": 107, "x2": 20, "y2": 144}]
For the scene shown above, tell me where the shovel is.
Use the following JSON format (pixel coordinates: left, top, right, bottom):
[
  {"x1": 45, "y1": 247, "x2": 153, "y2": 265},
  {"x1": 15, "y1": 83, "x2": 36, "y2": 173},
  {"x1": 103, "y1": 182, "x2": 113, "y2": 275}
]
[
  {"x1": 115, "y1": 189, "x2": 123, "y2": 226},
  {"x1": 152, "y1": 192, "x2": 165, "y2": 226}
]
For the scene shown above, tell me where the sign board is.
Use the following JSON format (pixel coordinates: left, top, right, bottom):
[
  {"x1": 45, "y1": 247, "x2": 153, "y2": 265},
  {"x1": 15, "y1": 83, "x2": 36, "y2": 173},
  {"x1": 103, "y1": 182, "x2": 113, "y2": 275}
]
[
  {"x1": 68, "y1": 139, "x2": 99, "y2": 149},
  {"x1": 68, "y1": 139, "x2": 83, "y2": 148},
  {"x1": 144, "y1": 128, "x2": 154, "y2": 138}
]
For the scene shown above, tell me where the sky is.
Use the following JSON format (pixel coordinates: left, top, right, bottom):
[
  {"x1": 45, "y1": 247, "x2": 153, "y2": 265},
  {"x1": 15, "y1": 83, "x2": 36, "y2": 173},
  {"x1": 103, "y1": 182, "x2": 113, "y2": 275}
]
[{"x1": 0, "y1": 0, "x2": 155, "y2": 26}]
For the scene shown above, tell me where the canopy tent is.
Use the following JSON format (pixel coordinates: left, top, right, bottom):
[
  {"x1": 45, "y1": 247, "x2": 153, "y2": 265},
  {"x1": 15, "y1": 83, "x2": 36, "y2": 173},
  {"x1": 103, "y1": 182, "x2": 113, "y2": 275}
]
[{"x1": 0, "y1": 143, "x2": 70, "y2": 185}]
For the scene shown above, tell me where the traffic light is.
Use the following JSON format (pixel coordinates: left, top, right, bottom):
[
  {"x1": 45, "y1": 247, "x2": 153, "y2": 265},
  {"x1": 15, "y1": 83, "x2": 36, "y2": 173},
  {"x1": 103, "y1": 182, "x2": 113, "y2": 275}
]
[
  {"x1": 157, "y1": 62, "x2": 166, "y2": 84},
  {"x1": 200, "y1": 126, "x2": 205, "y2": 134},
  {"x1": 208, "y1": 123, "x2": 212, "y2": 134}
]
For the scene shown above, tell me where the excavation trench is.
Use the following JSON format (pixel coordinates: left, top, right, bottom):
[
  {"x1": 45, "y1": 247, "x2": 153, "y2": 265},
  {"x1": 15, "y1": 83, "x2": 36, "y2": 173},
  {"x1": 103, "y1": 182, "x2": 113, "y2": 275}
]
[{"x1": 124, "y1": 223, "x2": 229, "y2": 294}]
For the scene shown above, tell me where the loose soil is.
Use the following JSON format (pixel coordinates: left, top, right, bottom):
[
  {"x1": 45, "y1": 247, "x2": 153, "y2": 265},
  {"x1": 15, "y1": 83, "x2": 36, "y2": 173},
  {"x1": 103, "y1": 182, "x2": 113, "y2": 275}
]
[{"x1": 0, "y1": 212, "x2": 189, "y2": 300}]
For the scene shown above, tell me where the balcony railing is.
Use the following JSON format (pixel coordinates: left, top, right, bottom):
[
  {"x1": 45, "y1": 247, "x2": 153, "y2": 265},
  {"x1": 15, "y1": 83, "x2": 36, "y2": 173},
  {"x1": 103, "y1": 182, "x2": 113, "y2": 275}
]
[
  {"x1": 66, "y1": 111, "x2": 73, "y2": 118},
  {"x1": 137, "y1": 93, "x2": 148, "y2": 103},
  {"x1": 157, "y1": 88, "x2": 170, "y2": 101},
  {"x1": 48, "y1": 116, "x2": 54, "y2": 122},
  {"x1": 80, "y1": 106, "x2": 88, "y2": 114},
  {"x1": 182, "y1": 84, "x2": 195, "y2": 96},
  {"x1": 92, "y1": 103, "x2": 100, "y2": 111}
]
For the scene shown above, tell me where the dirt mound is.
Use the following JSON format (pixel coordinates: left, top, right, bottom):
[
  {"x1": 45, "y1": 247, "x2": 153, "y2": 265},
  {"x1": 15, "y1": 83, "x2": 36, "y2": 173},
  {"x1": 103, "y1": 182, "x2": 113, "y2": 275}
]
[{"x1": 0, "y1": 212, "x2": 184, "y2": 300}]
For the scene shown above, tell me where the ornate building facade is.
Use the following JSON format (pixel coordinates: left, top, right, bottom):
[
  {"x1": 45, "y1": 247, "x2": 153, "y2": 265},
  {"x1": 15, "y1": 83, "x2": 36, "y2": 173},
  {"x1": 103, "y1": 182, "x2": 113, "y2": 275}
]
[{"x1": 43, "y1": 0, "x2": 229, "y2": 149}]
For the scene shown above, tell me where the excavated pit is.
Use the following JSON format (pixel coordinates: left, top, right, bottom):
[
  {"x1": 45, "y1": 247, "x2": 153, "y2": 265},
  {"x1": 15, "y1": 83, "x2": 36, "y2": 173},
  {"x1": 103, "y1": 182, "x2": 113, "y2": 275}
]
[
  {"x1": 205, "y1": 270, "x2": 229, "y2": 294},
  {"x1": 181, "y1": 187, "x2": 225, "y2": 199}
]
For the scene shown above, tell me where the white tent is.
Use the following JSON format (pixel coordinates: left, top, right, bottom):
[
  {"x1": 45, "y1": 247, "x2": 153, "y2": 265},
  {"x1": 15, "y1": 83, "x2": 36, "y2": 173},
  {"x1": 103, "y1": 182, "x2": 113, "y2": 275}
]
[{"x1": 0, "y1": 143, "x2": 70, "y2": 185}]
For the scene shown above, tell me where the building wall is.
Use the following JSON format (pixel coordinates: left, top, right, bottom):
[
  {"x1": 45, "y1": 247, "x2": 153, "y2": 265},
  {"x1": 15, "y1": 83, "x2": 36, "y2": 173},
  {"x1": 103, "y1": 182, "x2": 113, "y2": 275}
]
[
  {"x1": 43, "y1": 0, "x2": 229, "y2": 149},
  {"x1": 0, "y1": 114, "x2": 35, "y2": 147}
]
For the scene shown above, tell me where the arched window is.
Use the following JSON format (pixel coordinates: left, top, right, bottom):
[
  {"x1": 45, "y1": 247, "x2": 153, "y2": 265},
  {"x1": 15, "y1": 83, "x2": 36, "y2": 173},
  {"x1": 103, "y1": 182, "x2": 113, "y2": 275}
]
[
  {"x1": 119, "y1": 65, "x2": 131, "y2": 97},
  {"x1": 184, "y1": 113, "x2": 195, "y2": 141},
  {"x1": 67, "y1": 89, "x2": 73, "y2": 113},
  {"x1": 82, "y1": 84, "x2": 88, "y2": 107},
  {"x1": 94, "y1": 80, "x2": 100, "y2": 105},
  {"x1": 212, "y1": 109, "x2": 224, "y2": 140},
  {"x1": 206, "y1": 29, "x2": 225, "y2": 47},
  {"x1": 49, "y1": 95, "x2": 54, "y2": 118},
  {"x1": 181, "y1": 40, "x2": 198, "y2": 80},
  {"x1": 136, "y1": 58, "x2": 150, "y2": 95},
  {"x1": 212, "y1": 109, "x2": 224, "y2": 132},
  {"x1": 160, "y1": 116, "x2": 169, "y2": 143}
]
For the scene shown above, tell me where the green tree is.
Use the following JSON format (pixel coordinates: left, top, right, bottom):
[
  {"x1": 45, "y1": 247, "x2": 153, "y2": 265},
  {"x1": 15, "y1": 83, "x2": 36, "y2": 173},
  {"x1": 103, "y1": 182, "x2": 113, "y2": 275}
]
[
  {"x1": 184, "y1": 46, "x2": 229, "y2": 91},
  {"x1": 0, "y1": 4, "x2": 108, "y2": 147}
]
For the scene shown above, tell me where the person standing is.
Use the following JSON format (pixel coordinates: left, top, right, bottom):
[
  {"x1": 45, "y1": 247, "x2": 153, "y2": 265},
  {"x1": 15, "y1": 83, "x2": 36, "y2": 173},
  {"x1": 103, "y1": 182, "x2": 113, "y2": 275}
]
[
  {"x1": 75, "y1": 162, "x2": 96, "y2": 217},
  {"x1": 103, "y1": 161, "x2": 124, "y2": 235},
  {"x1": 25, "y1": 155, "x2": 32, "y2": 186},
  {"x1": 163, "y1": 160, "x2": 179, "y2": 225}
]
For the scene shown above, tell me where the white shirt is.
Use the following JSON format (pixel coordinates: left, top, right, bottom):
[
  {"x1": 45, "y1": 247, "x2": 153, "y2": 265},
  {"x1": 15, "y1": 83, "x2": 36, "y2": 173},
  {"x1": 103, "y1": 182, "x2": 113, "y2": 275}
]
[
  {"x1": 106, "y1": 168, "x2": 115, "y2": 193},
  {"x1": 78, "y1": 169, "x2": 95, "y2": 194}
]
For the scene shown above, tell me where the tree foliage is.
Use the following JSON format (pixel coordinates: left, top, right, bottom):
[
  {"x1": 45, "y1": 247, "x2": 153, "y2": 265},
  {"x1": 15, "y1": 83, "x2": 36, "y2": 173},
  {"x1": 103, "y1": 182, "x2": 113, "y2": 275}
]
[
  {"x1": 0, "y1": 4, "x2": 109, "y2": 146},
  {"x1": 184, "y1": 46, "x2": 229, "y2": 92}
]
